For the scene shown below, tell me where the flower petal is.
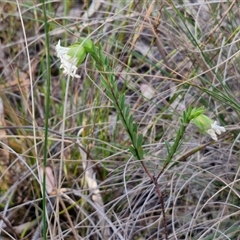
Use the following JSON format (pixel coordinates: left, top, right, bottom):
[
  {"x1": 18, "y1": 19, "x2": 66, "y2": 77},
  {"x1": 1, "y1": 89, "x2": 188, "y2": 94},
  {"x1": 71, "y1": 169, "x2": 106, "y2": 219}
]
[
  {"x1": 211, "y1": 121, "x2": 226, "y2": 135},
  {"x1": 56, "y1": 40, "x2": 69, "y2": 58},
  {"x1": 55, "y1": 40, "x2": 80, "y2": 78},
  {"x1": 207, "y1": 129, "x2": 218, "y2": 141}
]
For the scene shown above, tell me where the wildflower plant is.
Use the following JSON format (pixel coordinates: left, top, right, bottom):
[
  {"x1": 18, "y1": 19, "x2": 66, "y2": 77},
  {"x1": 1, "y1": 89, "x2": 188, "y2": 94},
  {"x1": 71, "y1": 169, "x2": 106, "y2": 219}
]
[
  {"x1": 55, "y1": 39, "x2": 227, "y2": 239},
  {"x1": 56, "y1": 38, "x2": 144, "y2": 160},
  {"x1": 2, "y1": 1, "x2": 237, "y2": 239},
  {"x1": 56, "y1": 39, "x2": 226, "y2": 160}
]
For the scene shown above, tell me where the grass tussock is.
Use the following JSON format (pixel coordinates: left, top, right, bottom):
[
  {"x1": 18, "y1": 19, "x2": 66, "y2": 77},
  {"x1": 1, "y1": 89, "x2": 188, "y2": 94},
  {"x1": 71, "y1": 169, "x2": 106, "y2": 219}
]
[{"x1": 0, "y1": 0, "x2": 240, "y2": 239}]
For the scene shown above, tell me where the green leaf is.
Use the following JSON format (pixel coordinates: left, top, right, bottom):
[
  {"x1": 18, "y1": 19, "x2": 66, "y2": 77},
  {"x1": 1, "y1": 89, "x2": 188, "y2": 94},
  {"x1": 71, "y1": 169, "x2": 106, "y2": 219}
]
[
  {"x1": 128, "y1": 117, "x2": 134, "y2": 133},
  {"x1": 137, "y1": 134, "x2": 143, "y2": 148},
  {"x1": 113, "y1": 81, "x2": 118, "y2": 95},
  {"x1": 104, "y1": 56, "x2": 109, "y2": 67},
  {"x1": 101, "y1": 77, "x2": 108, "y2": 88},
  {"x1": 132, "y1": 132, "x2": 137, "y2": 145},
  {"x1": 82, "y1": 38, "x2": 95, "y2": 53},
  {"x1": 190, "y1": 106, "x2": 205, "y2": 119},
  {"x1": 129, "y1": 145, "x2": 137, "y2": 158},
  {"x1": 106, "y1": 89, "x2": 114, "y2": 101},
  {"x1": 182, "y1": 110, "x2": 187, "y2": 122},
  {"x1": 120, "y1": 95, "x2": 125, "y2": 110},
  {"x1": 137, "y1": 146, "x2": 144, "y2": 159},
  {"x1": 133, "y1": 122, "x2": 138, "y2": 133},
  {"x1": 124, "y1": 106, "x2": 130, "y2": 119},
  {"x1": 128, "y1": 115, "x2": 133, "y2": 129},
  {"x1": 165, "y1": 140, "x2": 172, "y2": 155}
]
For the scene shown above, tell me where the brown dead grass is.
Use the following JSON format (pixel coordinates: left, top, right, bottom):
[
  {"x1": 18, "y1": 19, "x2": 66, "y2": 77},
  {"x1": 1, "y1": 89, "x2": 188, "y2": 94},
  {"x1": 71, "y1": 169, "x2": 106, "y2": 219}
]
[{"x1": 0, "y1": 1, "x2": 240, "y2": 239}]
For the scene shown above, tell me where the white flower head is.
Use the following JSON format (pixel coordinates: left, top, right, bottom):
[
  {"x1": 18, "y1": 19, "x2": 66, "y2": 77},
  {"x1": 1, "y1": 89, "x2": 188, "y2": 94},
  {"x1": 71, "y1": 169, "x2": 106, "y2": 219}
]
[
  {"x1": 193, "y1": 114, "x2": 226, "y2": 141},
  {"x1": 55, "y1": 40, "x2": 81, "y2": 78},
  {"x1": 206, "y1": 121, "x2": 226, "y2": 141}
]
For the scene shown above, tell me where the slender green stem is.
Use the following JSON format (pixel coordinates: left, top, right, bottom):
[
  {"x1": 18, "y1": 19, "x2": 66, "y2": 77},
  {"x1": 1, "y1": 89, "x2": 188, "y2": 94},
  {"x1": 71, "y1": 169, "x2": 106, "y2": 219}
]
[
  {"x1": 165, "y1": 122, "x2": 186, "y2": 164},
  {"x1": 41, "y1": 1, "x2": 51, "y2": 239}
]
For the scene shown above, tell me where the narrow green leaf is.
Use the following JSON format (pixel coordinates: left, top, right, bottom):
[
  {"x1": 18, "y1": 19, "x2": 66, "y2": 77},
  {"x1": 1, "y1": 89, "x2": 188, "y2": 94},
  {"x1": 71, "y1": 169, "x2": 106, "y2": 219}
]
[
  {"x1": 101, "y1": 77, "x2": 108, "y2": 88},
  {"x1": 133, "y1": 122, "x2": 138, "y2": 133},
  {"x1": 137, "y1": 134, "x2": 143, "y2": 148},
  {"x1": 137, "y1": 146, "x2": 144, "y2": 159},
  {"x1": 120, "y1": 95, "x2": 125, "y2": 110},
  {"x1": 82, "y1": 38, "x2": 95, "y2": 53},
  {"x1": 129, "y1": 145, "x2": 137, "y2": 158},
  {"x1": 106, "y1": 89, "x2": 114, "y2": 101},
  {"x1": 128, "y1": 115, "x2": 133, "y2": 128},
  {"x1": 113, "y1": 81, "x2": 118, "y2": 95},
  {"x1": 132, "y1": 132, "x2": 137, "y2": 146},
  {"x1": 104, "y1": 56, "x2": 109, "y2": 66},
  {"x1": 165, "y1": 140, "x2": 172, "y2": 155},
  {"x1": 124, "y1": 106, "x2": 130, "y2": 119},
  {"x1": 128, "y1": 119, "x2": 133, "y2": 133}
]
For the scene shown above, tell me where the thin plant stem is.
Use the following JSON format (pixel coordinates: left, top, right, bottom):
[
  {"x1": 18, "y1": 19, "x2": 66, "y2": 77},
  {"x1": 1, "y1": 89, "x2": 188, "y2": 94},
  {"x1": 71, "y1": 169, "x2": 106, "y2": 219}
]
[{"x1": 41, "y1": 1, "x2": 51, "y2": 239}]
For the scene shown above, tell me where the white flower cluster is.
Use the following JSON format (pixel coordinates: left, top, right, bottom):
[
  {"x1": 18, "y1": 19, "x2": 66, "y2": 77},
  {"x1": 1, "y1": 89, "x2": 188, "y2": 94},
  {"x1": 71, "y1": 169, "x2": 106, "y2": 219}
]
[
  {"x1": 55, "y1": 40, "x2": 80, "y2": 78},
  {"x1": 206, "y1": 121, "x2": 226, "y2": 141}
]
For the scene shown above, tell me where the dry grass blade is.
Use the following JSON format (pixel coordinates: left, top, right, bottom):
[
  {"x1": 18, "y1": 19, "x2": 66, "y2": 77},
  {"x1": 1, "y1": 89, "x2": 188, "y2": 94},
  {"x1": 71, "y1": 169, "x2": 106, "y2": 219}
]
[
  {"x1": 0, "y1": 97, "x2": 10, "y2": 192},
  {"x1": 1, "y1": 0, "x2": 240, "y2": 239},
  {"x1": 77, "y1": 129, "x2": 110, "y2": 239},
  {"x1": 82, "y1": 0, "x2": 103, "y2": 20}
]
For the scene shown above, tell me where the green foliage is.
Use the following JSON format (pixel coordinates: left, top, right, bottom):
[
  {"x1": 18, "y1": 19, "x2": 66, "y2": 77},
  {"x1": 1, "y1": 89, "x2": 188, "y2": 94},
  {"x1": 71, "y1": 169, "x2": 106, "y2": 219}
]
[
  {"x1": 70, "y1": 36, "x2": 221, "y2": 165},
  {"x1": 73, "y1": 40, "x2": 146, "y2": 160},
  {"x1": 164, "y1": 106, "x2": 208, "y2": 165},
  {"x1": 2, "y1": 1, "x2": 239, "y2": 239},
  {"x1": 188, "y1": 106, "x2": 205, "y2": 120}
]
